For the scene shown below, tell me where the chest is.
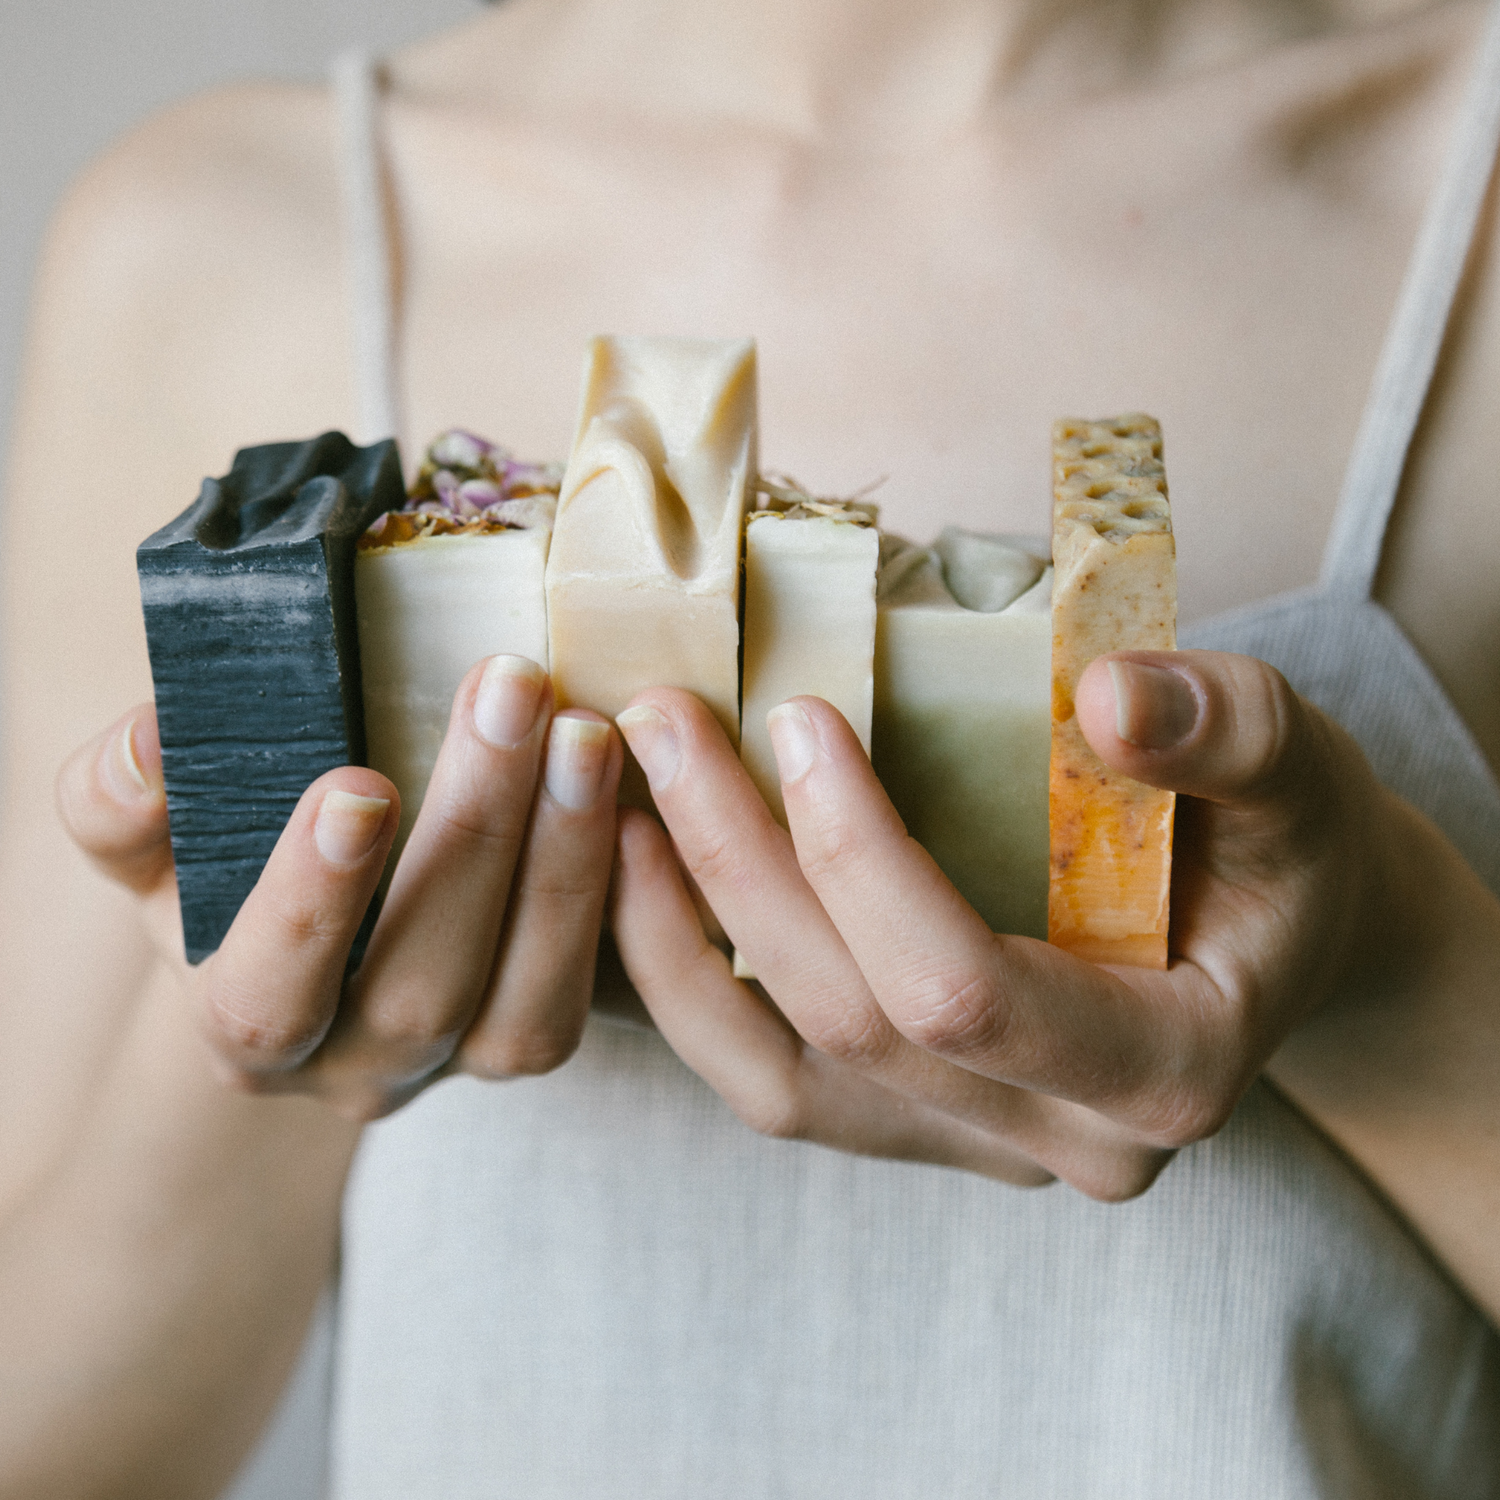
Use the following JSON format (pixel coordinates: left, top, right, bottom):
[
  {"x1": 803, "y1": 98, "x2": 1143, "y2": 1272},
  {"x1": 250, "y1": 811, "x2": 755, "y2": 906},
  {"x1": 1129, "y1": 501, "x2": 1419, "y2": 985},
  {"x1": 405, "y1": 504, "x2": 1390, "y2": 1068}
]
[{"x1": 299, "y1": 34, "x2": 1497, "y2": 767}]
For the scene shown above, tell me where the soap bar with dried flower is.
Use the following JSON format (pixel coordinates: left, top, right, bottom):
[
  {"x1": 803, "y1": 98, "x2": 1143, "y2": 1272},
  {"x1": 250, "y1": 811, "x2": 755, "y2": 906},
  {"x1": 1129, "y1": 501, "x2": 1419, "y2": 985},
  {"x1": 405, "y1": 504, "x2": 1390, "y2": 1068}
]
[
  {"x1": 1048, "y1": 414, "x2": 1176, "y2": 969},
  {"x1": 356, "y1": 430, "x2": 560, "y2": 869},
  {"x1": 137, "y1": 432, "x2": 403, "y2": 963}
]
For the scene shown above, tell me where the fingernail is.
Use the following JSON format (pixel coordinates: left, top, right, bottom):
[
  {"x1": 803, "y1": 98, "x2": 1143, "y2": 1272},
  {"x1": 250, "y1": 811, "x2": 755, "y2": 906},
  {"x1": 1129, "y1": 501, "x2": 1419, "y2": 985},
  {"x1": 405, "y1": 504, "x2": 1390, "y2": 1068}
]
[
  {"x1": 1108, "y1": 661, "x2": 1199, "y2": 749},
  {"x1": 101, "y1": 716, "x2": 156, "y2": 804},
  {"x1": 473, "y1": 655, "x2": 546, "y2": 748},
  {"x1": 545, "y1": 716, "x2": 612, "y2": 811},
  {"x1": 767, "y1": 702, "x2": 817, "y2": 785},
  {"x1": 315, "y1": 790, "x2": 390, "y2": 866},
  {"x1": 616, "y1": 705, "x2": 680, "y2": 792}
]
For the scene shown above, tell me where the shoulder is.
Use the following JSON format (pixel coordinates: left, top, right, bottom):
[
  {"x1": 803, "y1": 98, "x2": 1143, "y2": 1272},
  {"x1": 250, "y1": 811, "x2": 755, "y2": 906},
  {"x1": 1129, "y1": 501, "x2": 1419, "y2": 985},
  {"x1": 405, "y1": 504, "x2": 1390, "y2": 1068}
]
[
  {"x1": 36, "y1": 81, "x2": 343, "y2": 356},
  {"x1": 7, "y1": 80, "x2": 360, "y2": 772}
]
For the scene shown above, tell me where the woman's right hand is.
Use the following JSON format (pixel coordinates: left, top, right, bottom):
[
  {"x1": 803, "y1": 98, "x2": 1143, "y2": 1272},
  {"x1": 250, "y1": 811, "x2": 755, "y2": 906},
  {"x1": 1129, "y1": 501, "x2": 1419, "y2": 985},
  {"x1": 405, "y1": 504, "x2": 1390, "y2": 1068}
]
[{"x1": 55, "y1": 653, "x2": 623, "y2": 1120}]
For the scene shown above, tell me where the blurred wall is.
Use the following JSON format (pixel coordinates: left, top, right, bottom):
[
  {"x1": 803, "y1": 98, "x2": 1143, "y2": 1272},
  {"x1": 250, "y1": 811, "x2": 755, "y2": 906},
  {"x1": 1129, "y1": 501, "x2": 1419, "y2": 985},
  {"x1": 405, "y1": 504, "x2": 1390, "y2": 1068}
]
[{"x1": 0, "y1": 0, "x2": 476, "y2": 486}]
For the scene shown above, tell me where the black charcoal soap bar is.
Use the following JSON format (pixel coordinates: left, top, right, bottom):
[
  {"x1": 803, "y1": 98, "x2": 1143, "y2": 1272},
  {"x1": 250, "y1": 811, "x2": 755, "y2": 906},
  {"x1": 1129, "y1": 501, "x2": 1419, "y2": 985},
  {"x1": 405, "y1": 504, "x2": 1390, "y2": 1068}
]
[{"x1": 138, "y1": 432, "x2": 404, "y2": 964}]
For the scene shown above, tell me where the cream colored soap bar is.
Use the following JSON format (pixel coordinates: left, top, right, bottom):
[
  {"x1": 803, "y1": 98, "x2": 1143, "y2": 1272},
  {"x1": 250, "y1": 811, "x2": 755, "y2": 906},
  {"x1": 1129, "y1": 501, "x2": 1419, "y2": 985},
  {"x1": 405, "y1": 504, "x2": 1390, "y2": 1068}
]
[
  {"x1": 546, "y1": 335, "x2": 757, "y2": 804},
  {"x1": 873, "y1": 529, "x2": 1053, "y2": 938},
  {"x1": 1048, "y1": 414, "x2": 1176, "y2": 969},
  {"x1": 357, "y1": 526, "x2": 551, "y2": 867},
  {"x1": 740, "y1": 487, "x2": 880, "y2": 826}
]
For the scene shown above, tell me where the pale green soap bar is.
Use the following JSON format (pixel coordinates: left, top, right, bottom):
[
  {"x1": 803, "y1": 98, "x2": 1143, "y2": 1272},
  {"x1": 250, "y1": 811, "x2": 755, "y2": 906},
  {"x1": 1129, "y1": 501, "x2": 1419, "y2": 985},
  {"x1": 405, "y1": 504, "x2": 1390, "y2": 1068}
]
[{"x1": 873, "y1": 529, "x2": 1052, "y2": 939}]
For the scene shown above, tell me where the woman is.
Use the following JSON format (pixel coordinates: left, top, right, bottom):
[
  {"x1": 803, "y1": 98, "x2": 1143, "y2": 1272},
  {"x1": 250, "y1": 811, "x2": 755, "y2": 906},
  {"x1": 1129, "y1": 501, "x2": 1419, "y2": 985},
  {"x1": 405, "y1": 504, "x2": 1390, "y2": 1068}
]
[{"x1": 1, "y1": 0, "x2": 1498, "y2": 1494}]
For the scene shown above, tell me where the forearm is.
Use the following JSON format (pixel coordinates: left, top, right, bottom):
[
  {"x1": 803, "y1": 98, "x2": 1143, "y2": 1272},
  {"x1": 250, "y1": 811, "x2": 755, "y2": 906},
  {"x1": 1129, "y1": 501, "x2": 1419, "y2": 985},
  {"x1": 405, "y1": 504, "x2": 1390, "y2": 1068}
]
[
  {"x1": 1268, "y1": 804, "x2": 1500, "y2": 1327},
  {"x1": 0, "y1": 963, "x2": 360, "y2": 1500}
]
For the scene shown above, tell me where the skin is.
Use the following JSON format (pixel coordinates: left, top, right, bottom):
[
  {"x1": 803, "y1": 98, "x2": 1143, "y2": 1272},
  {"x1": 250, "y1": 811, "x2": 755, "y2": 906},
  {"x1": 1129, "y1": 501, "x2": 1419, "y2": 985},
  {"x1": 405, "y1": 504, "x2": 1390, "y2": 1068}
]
[{"x1": 1, "y1": 0, "x2": 1498, "y2": 1492}]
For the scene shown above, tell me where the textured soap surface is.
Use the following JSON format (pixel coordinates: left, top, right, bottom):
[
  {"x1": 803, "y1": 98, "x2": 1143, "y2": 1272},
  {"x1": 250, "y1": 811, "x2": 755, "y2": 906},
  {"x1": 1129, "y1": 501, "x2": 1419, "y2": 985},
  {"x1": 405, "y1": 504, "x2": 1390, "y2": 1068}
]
[
  {"x1": 873, "y1": 530, "x2": 1053, "y2": 939},
  {"x1": 546, "y1": 335, "x2": 756, "y2": 805},
  {"x1": 138, "y1": 433, "x2": 403, "y2": 963},
  {"x1": 1048, "y1": 415, "x2": 1177, "y2": 969}
]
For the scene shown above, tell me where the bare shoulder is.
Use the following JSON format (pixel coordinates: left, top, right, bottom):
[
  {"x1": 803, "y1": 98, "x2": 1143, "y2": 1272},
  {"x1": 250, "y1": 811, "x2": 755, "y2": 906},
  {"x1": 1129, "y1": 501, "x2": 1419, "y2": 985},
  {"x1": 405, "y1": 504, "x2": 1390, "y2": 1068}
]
[
  {"x1": 10, "y1": 79, "x2": 359, "y2": 742},
  {"x1": 31, "y1": 80, "x2": 354, "y2": 451}
]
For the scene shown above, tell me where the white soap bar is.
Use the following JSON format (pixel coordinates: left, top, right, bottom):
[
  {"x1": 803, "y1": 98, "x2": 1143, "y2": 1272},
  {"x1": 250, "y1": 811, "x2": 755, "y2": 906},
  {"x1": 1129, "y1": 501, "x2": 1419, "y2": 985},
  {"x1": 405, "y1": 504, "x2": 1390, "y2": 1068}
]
[
  {"x1": 356, "y1": 526, "x2": 551, "y2": 866},
  {"x1": 740, "y1": 497, "x2": 880, "y2": 826},
  {"x1": 872, "y1": 529, "x2": 1052, "y2": 939},
  {"x1": 546, "y1": 335, "x2": 757, "y2": 804}
]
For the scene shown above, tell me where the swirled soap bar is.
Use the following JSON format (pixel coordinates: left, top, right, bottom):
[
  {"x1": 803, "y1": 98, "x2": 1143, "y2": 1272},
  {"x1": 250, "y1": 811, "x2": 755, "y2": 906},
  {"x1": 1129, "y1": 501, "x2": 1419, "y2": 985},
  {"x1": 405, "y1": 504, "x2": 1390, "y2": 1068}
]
[
  {"x1": 873, "y1": 529, "x2": 1053, "y2": 939},
  {"x1": 355, "y1": 431, "x2": 561, "y2": 870},
  {"x1": 546, "y1": 336, "x2": 757, "y2": 804},
  {"x1": 1048, "y1": 415, "x2": 1176, "y2": 969}
]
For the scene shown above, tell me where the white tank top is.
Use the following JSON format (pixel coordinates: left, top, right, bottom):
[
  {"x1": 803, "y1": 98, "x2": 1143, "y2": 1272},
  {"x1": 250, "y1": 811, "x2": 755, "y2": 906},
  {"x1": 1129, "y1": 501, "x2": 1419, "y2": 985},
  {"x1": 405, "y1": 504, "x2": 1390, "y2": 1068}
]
[{"x1": 228, "y1": 13, "x2": 1500, "y2": 1495}]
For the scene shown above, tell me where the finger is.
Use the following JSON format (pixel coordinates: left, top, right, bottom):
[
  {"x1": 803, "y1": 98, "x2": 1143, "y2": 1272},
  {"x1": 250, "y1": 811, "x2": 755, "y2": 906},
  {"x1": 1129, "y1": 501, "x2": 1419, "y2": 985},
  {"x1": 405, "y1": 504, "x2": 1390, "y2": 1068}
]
[
  {"x1": 616, "y1": 689, "x2": 902, "y2": 1058},
  {"x1": 321, "y1": 654, "x2": 554, "y2": 1107},
  {"x1": 1077, "y1": 648, "x2": 1374, "y2": 1014},
  {"x1": 202, "y1": 767, "x2": 398, "y2": 1082},
  {"x1": 55, "y1": 705, "x2": 171, "y2": 892},
  {"x1": 616, "y1": 690, "x2": 1114, "y2": 1153},
  {"x1": 770, "y1": 695, "x2": 1226, "y2": 1140},
  {"x1": 456, "y1": 711, "x2": 623, "y2": 1079},
  {"x1": 1074, "y1": 650, "x2": 1354, "y2": 818},
  {"x1": 610, "y1": 808, "x2": 1057, "y2": 1187}
]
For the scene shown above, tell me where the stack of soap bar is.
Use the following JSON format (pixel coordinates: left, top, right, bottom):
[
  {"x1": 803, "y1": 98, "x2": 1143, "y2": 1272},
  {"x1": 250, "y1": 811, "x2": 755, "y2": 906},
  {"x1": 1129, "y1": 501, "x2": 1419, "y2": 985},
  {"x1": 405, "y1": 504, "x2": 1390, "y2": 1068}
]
[
  {"x1": 1048, "y1": 414, "x2": 1176, "y2": 969},
  {"x1": 546, "y1": 335, "x2": 757, "y2": 805},
  {"x1": 356, "y1": 431, "x2": 560, "y2": 868},
  {"x1": 739, "y1": 480, "x2": 880, "y2": 826},
  {"x1": 872, "y1": 528, "x2": 1053, "y2": 938},
  {"x1": 138, "y1": 432, "x2": 403, "y2": 962}
]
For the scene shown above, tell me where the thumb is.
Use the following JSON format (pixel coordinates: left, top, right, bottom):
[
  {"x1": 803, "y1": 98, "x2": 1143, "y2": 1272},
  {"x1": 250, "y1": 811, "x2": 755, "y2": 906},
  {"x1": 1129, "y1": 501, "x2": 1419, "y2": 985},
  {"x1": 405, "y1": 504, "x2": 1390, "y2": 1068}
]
[
  {"x1": 1074, "y1": 650, "x2": 1349, "y2": 816},
  {"x1": 55, "y1": 704, "x2": 173, "y2": 892}
]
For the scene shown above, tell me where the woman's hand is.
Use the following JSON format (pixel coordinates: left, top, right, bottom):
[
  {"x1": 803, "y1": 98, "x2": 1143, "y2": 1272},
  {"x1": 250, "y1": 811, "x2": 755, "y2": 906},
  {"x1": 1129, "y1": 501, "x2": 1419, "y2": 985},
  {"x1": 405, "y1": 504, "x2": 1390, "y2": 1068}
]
[
  {"x1": 56, "y1": 654, "x2": 623, "y2": 1121},
  {"x1": 610, "y1": 650, "x2": 1431, "y2": 1199}
]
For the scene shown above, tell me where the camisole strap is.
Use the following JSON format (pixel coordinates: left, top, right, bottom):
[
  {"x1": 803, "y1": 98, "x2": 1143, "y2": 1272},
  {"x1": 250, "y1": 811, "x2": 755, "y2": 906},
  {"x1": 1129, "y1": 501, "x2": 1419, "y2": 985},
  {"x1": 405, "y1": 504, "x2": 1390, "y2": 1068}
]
[
  {"x1": 331, "y1": 50, "x2": 401, "y2": 444},
  {"x1": 1320, "y1": 0, "x2": 1500, "y2": 599}
]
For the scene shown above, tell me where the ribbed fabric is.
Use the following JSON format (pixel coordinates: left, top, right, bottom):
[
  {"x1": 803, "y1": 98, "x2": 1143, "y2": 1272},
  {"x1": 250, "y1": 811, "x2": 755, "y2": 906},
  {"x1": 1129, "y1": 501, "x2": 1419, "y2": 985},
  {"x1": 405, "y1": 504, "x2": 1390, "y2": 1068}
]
[{"x1": 229, "y1": 20, "x2": 1500, "y2": 1498}]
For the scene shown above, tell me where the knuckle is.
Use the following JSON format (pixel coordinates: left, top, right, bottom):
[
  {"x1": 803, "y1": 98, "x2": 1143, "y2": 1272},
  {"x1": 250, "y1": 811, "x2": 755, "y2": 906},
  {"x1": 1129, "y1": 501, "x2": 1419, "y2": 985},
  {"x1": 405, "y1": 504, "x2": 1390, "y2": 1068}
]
[
  {"x1": 735, "y1": 1080, "x2": 810, "y2": 1143},
  {"x1": 1144, "y1": 1080, "x2": 1236, "y2": 1149},
  {"x1": 463, "y1": 1023, "x2": 582, "y2": 1080},
  {"x1": 261, "y1": 888, "x2": 349, "y2": 952},
  {"x1": 429, "y1": 792, "x2": 531, "y2": 859},
  {"x1": 792, "y1": 813, "x2": 859, "y2": 887},
  {"x1": 799, "y1": 1002, "x2": 896, "y2": 1071},
  {"x1": 896, "y1": 966, "x2": 1010, "y2": 1060},
  {"x1": 206, "y1": 989, "x2": 325, "y2": 1067},
  {"x1": 684, "y1": 825, "x2": 755, "y2": 896},
  {"x1": 1070, "y1": 1147, "x2": 1174, "y2": 1204},
  {"x1": 361, "y1": 998, "x2": 465, "y2": 1062}
]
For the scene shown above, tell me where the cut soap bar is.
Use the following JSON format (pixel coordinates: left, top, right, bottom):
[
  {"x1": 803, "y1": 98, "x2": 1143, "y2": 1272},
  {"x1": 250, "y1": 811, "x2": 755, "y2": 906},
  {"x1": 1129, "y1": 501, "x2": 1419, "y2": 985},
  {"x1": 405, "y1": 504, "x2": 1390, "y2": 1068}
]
[
  {"x1": 1048, "y1": 415, "x2": 1177, "y2": 969},
  {"x1": 740, "y1": 488, "x2": 880, "y2": 826},
  {"x1": 357, "y1": 528, "x2": 551, "y2": 870},
  {"x1": 356, "y1": 431, "x2": 558, "y2": 870},
  {"x1": 873, "y1": 529, "x2": 1052, "y2": 938},
  {"x1": 138, "y1": 432, "x2": 403, "y2": 963},
  {"x1": 546, "y1": 335, "x2": 757, "y2": 804}
]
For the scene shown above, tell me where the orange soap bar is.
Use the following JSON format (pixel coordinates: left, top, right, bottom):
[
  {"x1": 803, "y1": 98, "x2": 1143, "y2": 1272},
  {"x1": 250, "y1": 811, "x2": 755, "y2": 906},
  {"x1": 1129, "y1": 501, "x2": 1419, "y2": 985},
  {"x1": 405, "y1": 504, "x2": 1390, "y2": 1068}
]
[{"x1": 1048, "y1": 415, "x2": 1176, "y2": 969}]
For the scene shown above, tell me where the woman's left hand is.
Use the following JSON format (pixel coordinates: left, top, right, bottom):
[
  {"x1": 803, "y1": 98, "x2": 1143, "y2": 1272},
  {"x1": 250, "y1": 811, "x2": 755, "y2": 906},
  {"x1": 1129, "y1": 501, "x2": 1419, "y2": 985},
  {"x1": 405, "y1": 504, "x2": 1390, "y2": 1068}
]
[{"x1": 609, "y1": 651, "x2": 1433, "y2": 1199}]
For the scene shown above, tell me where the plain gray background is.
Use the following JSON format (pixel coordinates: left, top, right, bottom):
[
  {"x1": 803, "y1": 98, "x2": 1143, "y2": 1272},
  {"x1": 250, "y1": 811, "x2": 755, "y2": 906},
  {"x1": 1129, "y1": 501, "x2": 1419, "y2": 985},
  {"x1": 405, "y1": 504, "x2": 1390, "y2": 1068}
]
[{"x1": 0, "y1": 0, "x2": 477, "y2": 489}]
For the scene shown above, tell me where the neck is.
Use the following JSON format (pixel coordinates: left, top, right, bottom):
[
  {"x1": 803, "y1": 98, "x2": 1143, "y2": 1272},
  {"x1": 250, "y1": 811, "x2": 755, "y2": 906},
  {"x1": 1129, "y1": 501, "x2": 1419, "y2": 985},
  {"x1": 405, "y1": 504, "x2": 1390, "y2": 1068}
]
[{"x1": 418, "y1": 0, "x2": 1441, "y2": 140}]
